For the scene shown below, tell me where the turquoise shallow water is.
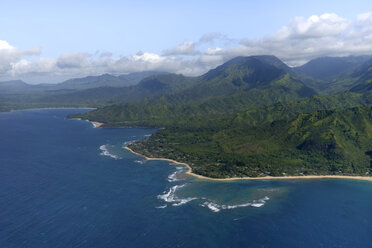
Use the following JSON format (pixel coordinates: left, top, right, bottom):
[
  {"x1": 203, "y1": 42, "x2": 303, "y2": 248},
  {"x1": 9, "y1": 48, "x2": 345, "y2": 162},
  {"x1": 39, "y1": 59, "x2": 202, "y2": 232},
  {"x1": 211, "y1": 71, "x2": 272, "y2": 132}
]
[{"x1": 1, "y1": 109, "x2": 372, "y2": 247}]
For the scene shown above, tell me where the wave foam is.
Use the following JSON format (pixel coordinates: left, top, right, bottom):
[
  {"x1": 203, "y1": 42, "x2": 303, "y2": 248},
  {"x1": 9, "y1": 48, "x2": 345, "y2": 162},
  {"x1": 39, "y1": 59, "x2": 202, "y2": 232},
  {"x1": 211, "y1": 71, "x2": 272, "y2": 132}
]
[
  {"x1": 157, "y1": 184, "x2": 197, "y2": 207},
  {"x1": 167, "y1": 166, "x2": 185, "y2": 182},
  {"x1": 200, "y1": 196, "x2": 270, "y2": 212},
  {"x1": 123, "y1": 140, "x2": 136, "y2": 146},
  {"x1": 99, "y1": 145, "x2": 120, "y2": 160}
]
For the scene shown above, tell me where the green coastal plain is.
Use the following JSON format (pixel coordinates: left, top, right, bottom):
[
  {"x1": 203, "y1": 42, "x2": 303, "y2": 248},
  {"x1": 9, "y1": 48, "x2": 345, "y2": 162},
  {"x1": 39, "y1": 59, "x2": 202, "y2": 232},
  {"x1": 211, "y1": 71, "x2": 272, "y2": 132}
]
[{"x1": 4, "y1": 55, "x2": 372, "y2": 178}]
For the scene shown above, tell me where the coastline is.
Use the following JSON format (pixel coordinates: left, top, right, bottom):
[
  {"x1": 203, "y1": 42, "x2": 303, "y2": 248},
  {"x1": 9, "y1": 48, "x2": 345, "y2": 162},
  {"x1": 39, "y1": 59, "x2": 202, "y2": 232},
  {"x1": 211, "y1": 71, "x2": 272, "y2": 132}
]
[
  {"x1": 71, "y1": 118, "x2": 103, "y2": 128},
  {"x1": 91, "y1": 121, "x2": 103, "y2": 128},
  {"x1": 9, "y1": 107, "x2": 97, "y2": 112},
  {"x1": 123, "y1": 146, "x2": 372, "y2": 182}
]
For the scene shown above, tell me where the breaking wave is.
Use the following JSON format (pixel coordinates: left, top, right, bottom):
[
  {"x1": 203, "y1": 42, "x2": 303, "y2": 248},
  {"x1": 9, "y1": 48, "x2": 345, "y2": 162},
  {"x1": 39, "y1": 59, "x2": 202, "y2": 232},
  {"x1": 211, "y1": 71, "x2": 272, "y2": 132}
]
[
  {"x1": 167, "y1": 166, "x2": 185, "y2": 182},
  {"x1": 157, "y1": 180, "x2": 270, "y2": 212},
  {"x1": 157, "y1": 184, "x2": 197, "y2": 207},
  {"x1": 156, "y1": 160, "x2": 271, "y2": 212},
  {"x1": 200, "y1": 196, "x2": 270, "y2": 212},
  {"x1": 123, "y1": 140, "x2": 136, "y2": 146},
  {"x1": 122, "y1": 134, "x2": 151, "y2": 147},
  {"x1": 99, "y1": 145, "x2": 120, "y2": 160}
]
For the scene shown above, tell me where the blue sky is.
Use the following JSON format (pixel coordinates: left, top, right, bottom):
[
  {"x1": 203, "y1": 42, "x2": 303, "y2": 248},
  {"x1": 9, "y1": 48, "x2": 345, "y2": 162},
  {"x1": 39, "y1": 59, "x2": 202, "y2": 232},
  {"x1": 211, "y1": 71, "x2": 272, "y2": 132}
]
[
  {"x1": 1, "y1": 0, "x2": 372, "y2": 83},
  {"x1": 2, "y1": 0, "x2": 371, "y2": 56}
]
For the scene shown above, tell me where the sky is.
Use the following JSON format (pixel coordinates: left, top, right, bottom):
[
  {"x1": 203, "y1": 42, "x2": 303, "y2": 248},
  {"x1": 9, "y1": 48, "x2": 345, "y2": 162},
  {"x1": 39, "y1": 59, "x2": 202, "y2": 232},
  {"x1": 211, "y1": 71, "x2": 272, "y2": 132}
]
[{"x1": 1, "y1": 0, "x2": 372, "y2": 83}]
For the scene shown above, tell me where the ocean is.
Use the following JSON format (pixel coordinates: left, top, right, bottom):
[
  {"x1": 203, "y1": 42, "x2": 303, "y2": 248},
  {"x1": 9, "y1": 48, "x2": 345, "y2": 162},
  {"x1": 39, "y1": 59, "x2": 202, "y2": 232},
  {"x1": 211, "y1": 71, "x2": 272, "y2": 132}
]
[{"x1": 1, "y1": 109, "x2": 372, "y2": 247}]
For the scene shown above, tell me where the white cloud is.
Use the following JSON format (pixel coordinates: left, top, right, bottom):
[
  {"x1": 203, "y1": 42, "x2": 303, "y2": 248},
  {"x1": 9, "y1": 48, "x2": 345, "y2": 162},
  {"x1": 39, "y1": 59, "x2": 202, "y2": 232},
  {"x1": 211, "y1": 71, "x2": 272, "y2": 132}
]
[
  {"x1": 0, "y1": 40, "x2": 40, "y2": 74},
  {"x1": 57, "y1": 52, "x2": 90, "y2": 68},
  {"x1": 198, "y1": 32, "x2": 233, "y2": 45},
  {"x1": 238, "y1": 13, "x2": 372, "y2": 65},
  {"x1": 133, "y1": 52, "x2": 166, "y2": 63},
  {"x1": 205, "y1": 47, "x2": 223, "y2": 55},
  {"x1": 276, "y1": 13, "x2": 349, "y2": 39},
  {"x1": 357, "y1": 12, "x2": 372, "y2": 23},
  {"x1": 12, "y1": 58, "x2": 56, "y2": 75},
  {"x1": 2, "y1": 12, "x2": 372, "y2": 83},
  {"x1": 0, "y1": 40, "x2": 15, "y2": 50},
  {"x1": 163, "y1": 41, "x2": 198, "y2": 56}
]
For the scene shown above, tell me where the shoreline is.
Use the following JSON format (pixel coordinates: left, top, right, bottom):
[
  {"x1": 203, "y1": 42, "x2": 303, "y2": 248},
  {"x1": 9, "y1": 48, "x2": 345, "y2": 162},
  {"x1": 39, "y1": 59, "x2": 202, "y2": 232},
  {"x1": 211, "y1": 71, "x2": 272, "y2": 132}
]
[
  {"x1": 9, "y1": 107, "x2": 97, "y2": 112},
  {"x1": 71, "y1": 118, "x2": 103, "y2": 128},
  {"x1": 123, "y1": 146, "x2": 372, "y2": 182},
  {"x1": 91, "y1": 121, "x2": 103, "y2": 128}
]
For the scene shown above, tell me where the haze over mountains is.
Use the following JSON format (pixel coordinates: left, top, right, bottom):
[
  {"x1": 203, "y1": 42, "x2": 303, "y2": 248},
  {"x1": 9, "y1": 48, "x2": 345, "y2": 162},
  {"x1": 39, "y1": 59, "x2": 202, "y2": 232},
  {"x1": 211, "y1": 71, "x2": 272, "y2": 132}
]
[
  {"x1": 0, "y1": 54, "x2": 371, "y2": 114},
  {"x1": 4, "y1": 54, "x2": 372, "y2": 177},
  {"x1": 71, "y1": 54, "x2": 372, "y2": 127},
  {"x1": 0, "y1": 71, "x2": 164, "y2": 94},
  {"x1": 3, "y1": 53, "x2": 372, "y2": 118},
  {"x1": 2, "y1": 54, "x2": 372, "y2": 99},
  {"x1": 69, "y1": 54, "x2": 372, "y2": 178}
]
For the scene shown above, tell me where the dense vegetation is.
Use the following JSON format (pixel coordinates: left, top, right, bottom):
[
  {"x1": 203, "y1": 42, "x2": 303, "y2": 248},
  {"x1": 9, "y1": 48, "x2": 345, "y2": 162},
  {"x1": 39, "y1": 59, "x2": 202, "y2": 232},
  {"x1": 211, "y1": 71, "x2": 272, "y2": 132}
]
[
  {"x1": 5, "y1": 54, "x2": 372, "y2": 178},
  {"x1": 67, "y1": 55, "x2": 372, "y2": 178},
  {"x1": 294, "y1": 55, "x2": 372, "y2": 94},
  {"x1": 129, "y1": 106, "x2": 372, "y2": 178},
  {"x1": 0, "y1": 71, "x2": 170, "y2": 110}
]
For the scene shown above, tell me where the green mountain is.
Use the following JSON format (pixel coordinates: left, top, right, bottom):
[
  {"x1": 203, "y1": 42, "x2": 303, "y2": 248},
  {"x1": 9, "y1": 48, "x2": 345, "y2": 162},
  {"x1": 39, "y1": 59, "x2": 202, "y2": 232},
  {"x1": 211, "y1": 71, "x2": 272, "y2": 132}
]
[
  {"x1": 1, "y1": 55, "x2": 315, "y2": 112},
  {"x1": 74, "y1": 56, "x2": 319, "y2": 125},
  {"x1": 295, "y1": 56, "x2": 371, "y2": 80},
  {"x1": 46, "y1": 71, "x2": 165, "y2": 92},
  {"x1": 0, "y1": 71, "x2": 164, "y2": 95},
  {"x1": 349, "y1": 59, "x2": 372, "y2": 92},
  {"x1": 37, "y1": 73, "x2": 198, "y2": 106},
  {"x1": 0, "y1": 71, "x2": 173, "y2": 111},
  {"x1": 70, "y1": 55, "x2": 372, "y2": 179},
  {"x1": 6, "y1": 54, "x2": 372, "y2": 179},
  {"x1": 0, "y1": 80, "x2": 40, "y2": 94},
  {"x1": 294, "y1": 56, "x2": 372, "y2": 94},
  {"x1": 163, "y1": 56, "x2": 315, "y2": 105},
  {"x1": 128, "y1": 106, "x2": 372, "y2": 178}
]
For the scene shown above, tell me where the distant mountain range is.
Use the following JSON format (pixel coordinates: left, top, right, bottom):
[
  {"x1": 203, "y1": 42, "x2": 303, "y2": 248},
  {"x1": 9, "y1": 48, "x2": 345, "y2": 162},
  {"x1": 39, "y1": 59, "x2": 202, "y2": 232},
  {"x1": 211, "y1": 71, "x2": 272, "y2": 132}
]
[
  {"x1": 3, "y1": 54, "x2": 372, "y2": 112},
  {"x1": 0, "y1": 71, "x2": 165, "y2": 94},
  {"x1": 293, "y1": 55, "x2": 372, "y2": 93},
  {"x1": 70, "y1": 54, "x2": 372, "y2": 179},
  {"x1": 72, "y1": 54, "x2": 372, "y2": 126},
  {"x1": 295, "y1": 55, "x2": 372, "y2": 80},
  {"x1": 3, "y1": 54, "x2": 372, "y2": 101},
  {"x1": 4, "y1": 54, "x2": 372, "y2": 179}
]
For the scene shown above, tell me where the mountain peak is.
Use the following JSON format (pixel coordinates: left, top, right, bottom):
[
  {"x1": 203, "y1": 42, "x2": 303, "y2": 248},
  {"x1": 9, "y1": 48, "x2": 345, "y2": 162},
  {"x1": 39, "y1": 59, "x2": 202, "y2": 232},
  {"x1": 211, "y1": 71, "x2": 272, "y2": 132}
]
[
  {"x1": 201, "y1": 55, "x2": 286, "y2": 84},
  {"x1": 0, "y1": 80, "x2": 29, "y2": 86},
  {"x1": 296, "y1": 55, "x2": 372, "y2": 80}
]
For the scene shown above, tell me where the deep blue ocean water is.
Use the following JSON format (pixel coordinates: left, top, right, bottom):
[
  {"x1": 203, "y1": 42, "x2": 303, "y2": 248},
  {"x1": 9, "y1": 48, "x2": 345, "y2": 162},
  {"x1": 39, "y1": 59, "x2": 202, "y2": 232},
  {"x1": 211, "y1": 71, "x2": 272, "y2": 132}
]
[{"x1": 1, "y1": 109, "x2": 372, "y2": 247}]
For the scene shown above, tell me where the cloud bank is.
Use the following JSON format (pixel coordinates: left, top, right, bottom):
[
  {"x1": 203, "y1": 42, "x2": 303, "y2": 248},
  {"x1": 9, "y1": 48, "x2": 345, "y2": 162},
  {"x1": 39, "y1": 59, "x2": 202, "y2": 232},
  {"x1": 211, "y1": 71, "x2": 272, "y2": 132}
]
[{"x1": 2, "y1": 13, "x2": 372, "y2": 83}]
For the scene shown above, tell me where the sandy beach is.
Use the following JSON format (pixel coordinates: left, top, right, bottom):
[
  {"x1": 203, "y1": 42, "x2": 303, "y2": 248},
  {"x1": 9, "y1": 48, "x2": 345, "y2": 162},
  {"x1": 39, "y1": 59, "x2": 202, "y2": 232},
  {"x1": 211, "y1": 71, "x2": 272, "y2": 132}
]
[
  {"x1": 91, "y1": 121, "x2": 103, "y2": 128},
  {"x1": 124, "y1": 146, "x2": 372, "y2": 182},
  {"x1": 71, "y1": 118, "x2": 103, "y2": 128}
]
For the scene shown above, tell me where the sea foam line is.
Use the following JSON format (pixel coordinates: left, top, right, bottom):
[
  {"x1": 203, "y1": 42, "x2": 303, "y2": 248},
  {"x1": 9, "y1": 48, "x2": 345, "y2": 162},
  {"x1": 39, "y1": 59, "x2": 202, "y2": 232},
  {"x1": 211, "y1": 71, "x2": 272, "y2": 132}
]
[
  {"x1": 123, "y1": 140, "x2": 136, "y2": 146},
  {"x1": 157, "y1": 181, "x2": 270, "y2": 212},
  {"x1": 157, "y1": 184, "x2": 197, "y2": 207},
  {"x1": 167, "y1": 166, "x2": 185, "y2": 182},
  {"x1": 200, "y1": 196, "x2": 270, "y2": 212},
  {"x1": 134, "y1": 160, "x2": 146, "y2": 164},
  {"x1": 99, "y1": 145, "x2": 120, "y2": 160}
]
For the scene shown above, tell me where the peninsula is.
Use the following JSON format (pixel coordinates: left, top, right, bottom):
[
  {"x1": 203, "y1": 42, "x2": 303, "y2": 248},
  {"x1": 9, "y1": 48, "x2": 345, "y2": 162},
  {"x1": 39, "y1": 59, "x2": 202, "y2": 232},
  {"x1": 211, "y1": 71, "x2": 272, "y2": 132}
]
[
  {"x1": 124, "y1": 146, "x2": 372, "y2": 182},
  {"x1": 60, "y1": 56, "x2": 372, "y2": 179}
]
